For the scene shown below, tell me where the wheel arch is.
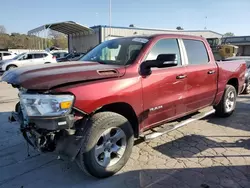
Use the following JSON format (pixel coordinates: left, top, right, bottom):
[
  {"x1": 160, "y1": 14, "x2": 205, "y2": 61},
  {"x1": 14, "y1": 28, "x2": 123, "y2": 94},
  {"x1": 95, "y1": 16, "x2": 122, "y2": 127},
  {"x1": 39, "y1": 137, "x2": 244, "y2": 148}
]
[
  {"x1": 227, "y1": 78, "x2": 239, "y2": 94},
  {"x1": 6, "y1": 64, "x2": 17, "y2": 71},
  {"x1": 95, "y1": 102, "x2": 140, "y2": 138}
]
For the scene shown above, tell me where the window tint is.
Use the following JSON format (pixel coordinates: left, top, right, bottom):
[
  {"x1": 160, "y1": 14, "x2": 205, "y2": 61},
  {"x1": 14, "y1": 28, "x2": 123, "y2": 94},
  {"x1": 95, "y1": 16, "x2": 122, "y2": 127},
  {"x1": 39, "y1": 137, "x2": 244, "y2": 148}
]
[
  {"x1": 146, "y1": 39, "x2": 181, "y2": 65},
  {"x1": 34, "y1": 54, "x2": 44, "y2": 58},
  {"x1": 128, "y1": 44, "x2": 142, "y2": 59},
  {"x1": 183, "y1": 39, "x2": 209, "y2": 65},
  {"x1": 26, "y1": 54, "x2": 33, "y2": 59},
  {"x1": 3, "y1": 53, "x2": 11, "y2": 56}
]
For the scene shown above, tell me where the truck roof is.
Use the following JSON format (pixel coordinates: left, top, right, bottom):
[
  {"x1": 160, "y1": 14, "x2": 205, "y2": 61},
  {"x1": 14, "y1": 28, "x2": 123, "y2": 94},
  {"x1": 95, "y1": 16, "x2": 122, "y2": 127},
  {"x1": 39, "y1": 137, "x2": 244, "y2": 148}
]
[{"x1": 117, "y1": 34, "x2": 205, "y2": 41}]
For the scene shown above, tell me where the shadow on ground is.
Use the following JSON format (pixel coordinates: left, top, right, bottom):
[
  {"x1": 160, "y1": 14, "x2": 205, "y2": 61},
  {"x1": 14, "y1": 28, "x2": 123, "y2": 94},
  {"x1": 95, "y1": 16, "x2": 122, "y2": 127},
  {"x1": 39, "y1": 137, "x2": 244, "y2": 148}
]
[
  {"x1": 203, "y1": 101, "x2": 250, "y2": 132},
  {"x1": 1, "y1": 150, "x2": 250, "y2": 188},
  {"x1": 154, "y1": 134, "x2": 250, "y2": 158}
]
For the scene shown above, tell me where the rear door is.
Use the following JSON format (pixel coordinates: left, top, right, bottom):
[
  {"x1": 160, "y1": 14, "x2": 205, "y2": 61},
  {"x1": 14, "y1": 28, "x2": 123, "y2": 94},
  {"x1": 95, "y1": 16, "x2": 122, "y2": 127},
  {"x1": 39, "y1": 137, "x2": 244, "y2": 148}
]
[
  {"x1": 33, "y1": 53, "x2": 46, "y2": 64},
  {"x1": 141, "y1": 38, "x2": 187, "y2": 129},
  {"x1": 183, "y1": 39, "x2": 217, "y2": 112}
]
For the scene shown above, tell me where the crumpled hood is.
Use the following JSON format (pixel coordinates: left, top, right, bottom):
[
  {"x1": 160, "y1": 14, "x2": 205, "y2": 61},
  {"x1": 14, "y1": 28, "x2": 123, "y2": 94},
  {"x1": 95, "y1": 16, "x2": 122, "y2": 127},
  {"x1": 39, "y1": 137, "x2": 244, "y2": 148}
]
[{"x1": 1, "y1": 61, "x2": 126, "y2": 90}]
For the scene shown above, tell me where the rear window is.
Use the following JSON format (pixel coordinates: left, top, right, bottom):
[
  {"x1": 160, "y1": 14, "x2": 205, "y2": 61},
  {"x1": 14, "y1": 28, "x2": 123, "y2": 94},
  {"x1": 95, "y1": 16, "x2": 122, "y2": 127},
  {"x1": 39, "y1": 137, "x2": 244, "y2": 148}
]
[
  {"x1": 34, "y1": 54, "x2": 44, "y2": 58},
  {"x1": 183, "y1": 39, "x2": 209, "y2": 65},
  {"x1": 34, "y1": 53, "x2": 47, "y2": 58}
]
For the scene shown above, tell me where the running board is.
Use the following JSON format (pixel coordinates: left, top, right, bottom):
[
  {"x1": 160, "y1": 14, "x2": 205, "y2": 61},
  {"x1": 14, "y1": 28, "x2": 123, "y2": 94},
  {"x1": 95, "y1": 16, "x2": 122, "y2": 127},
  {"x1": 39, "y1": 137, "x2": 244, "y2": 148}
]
[{"x1": 144, "y1": 108, "x2": 215, "y2": 140}]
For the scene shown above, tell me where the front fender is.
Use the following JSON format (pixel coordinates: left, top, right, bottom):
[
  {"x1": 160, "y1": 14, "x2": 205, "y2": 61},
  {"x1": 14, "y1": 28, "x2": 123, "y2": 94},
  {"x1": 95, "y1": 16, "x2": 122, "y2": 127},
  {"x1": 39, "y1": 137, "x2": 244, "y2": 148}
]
[{"x1": 55, "y1": 118, "x2": 89, "y2": 161}]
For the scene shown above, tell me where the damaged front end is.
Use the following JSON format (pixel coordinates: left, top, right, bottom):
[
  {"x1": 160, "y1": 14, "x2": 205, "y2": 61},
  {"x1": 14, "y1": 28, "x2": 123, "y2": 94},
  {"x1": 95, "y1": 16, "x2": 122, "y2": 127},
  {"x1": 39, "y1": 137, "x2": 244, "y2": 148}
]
[{"x1": 9, "y1": 89, "x2": 88, "y2": 161}]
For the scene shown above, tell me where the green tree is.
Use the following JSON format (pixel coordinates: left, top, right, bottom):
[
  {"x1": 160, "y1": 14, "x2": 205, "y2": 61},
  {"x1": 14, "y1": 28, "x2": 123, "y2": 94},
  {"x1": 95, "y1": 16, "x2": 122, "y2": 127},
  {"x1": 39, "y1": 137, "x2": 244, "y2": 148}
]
[
  {"x1": 0, "y1": 30, "x2": 67, "y2": 50},
  {"x1": 49, "y1": 30, "x2": 67, "y2": 49},
  {"x1": 0, "y1": 25, "x2": 6, "y2": 34},
  {"x1": 224, "y1": 32, "x2": 235, "y2": 37},
  {"x1": 176, "y1": 26, "x2": 184, "y2": 30}
]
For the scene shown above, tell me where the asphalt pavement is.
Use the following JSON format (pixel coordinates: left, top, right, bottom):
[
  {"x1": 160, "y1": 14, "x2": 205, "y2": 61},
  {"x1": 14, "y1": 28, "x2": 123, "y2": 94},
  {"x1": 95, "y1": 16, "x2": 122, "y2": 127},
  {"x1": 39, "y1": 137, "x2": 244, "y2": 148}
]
[{"x1": 0, "y1": 81, "x2": 250, "y2": 188}]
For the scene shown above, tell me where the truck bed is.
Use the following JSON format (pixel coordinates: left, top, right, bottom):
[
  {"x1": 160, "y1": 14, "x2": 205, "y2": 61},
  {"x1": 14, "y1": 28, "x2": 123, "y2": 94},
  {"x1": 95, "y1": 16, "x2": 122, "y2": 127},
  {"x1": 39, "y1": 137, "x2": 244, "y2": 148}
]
[{"x1": 215, "y1": 60, "x2": 246, "y2": 104}]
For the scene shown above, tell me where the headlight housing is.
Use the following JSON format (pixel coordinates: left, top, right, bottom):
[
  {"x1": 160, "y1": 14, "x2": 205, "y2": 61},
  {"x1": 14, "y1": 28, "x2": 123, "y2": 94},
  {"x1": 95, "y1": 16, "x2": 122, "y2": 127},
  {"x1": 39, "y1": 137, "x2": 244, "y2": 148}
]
[{"x1": 20, "y1": 94, "x2": 74, "y2": 117}]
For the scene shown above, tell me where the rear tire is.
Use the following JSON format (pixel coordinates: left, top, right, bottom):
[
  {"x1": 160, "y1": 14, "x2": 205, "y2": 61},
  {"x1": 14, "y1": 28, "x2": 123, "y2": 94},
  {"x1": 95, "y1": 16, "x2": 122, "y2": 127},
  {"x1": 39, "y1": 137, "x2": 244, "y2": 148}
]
[
  {"x1": 76, "y1": 112, "x2": 134, "y2": 178},
  {"x1": 44, "y1": 62, "x2": 51, "y2": 64},
  {"x1": 214, "y1": 85, "x2": 237, "y2": 117}
]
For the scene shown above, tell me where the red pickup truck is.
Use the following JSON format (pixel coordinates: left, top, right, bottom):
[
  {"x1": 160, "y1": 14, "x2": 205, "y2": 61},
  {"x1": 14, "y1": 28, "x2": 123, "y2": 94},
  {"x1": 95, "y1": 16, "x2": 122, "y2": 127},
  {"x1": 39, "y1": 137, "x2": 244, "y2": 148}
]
[{"x1": 2, "y1": 34, "x2": 246, "y2": 178}]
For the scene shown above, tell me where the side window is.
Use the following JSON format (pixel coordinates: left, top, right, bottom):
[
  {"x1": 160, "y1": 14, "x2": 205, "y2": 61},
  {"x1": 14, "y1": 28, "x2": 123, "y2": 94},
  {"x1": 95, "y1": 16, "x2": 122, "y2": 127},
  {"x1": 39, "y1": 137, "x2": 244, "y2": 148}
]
[
  {"x1": 145, "y1": 39, "x2": 181, "y2": 65},
  {"x1": 26, "y1": 54, "x2": 33, "y2": 59},
  {"x1": 3, "y1": 53, "x2": 11, "y2": 56},
  {"x1": 183, "y1": 39, "x2": 209, "y2": 65},
  {"x1": 34, "y1": 54, "x2": 44, "y2": 59},
  {"x1": 42, "y1": 53, "x2": 48, "y2": 57}
]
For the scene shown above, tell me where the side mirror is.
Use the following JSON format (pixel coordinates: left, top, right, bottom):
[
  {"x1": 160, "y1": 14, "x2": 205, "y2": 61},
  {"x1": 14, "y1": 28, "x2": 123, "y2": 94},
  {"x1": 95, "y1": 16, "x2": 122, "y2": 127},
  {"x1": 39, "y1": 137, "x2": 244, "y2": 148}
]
[{"x1": 140, "y1": 54, "x2": 178, "y2": 76}]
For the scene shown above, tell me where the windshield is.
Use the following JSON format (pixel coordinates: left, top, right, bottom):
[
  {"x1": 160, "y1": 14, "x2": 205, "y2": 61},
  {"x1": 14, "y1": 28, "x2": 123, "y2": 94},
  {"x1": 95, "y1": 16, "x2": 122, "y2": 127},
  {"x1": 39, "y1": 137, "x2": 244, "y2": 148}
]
[
  {"x1": 65, "y1": 53, "x2": 73, "y2": 58},
  {"x1": 80, "y1": 37, "x2": 149, "y2": 65},
  {"x1": 13, "y1": 52, "x2": 26, "y2": 60}
]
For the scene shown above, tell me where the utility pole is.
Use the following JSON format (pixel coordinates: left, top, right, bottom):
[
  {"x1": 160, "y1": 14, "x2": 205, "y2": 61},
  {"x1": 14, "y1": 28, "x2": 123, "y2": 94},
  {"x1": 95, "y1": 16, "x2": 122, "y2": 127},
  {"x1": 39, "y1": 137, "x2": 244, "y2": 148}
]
[
  {"x1": 109, "y1": 0, "x2": 112, "y2": 39},
  {"x1": 204, "y1": 16, "x2": 207, "y2": 30}
]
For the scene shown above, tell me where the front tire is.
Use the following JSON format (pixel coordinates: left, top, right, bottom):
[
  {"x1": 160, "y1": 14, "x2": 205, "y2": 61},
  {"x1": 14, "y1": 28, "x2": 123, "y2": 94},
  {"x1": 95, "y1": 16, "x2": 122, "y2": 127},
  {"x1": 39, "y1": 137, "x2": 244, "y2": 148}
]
[
  {"x1": 7, "y1": 65, "x2": 17, "y2": 71},
  {"x1": 214, "y1": 85, "x2": 237, "y2": 117},
  {"x1": 76, "y1": 112, "x2": 134, "y2": 178}
]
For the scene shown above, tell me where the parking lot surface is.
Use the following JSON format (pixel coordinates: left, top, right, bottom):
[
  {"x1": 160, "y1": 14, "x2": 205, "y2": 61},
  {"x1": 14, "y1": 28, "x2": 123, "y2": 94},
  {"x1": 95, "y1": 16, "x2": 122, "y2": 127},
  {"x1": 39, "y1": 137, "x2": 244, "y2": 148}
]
[{"x1": 0, "y1": 80, "x2": 250, "y2": 188}]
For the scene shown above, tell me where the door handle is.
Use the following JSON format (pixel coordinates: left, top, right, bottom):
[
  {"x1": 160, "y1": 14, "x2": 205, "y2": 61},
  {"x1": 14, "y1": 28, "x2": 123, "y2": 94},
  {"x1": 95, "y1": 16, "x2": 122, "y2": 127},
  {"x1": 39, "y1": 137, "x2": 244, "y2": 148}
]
[
  {"x1": 176, "y1": 74, "x2": 187, "y2": 79},
  {"x1": 207, "y1": 70, "x2": 216, "y2": 74}
]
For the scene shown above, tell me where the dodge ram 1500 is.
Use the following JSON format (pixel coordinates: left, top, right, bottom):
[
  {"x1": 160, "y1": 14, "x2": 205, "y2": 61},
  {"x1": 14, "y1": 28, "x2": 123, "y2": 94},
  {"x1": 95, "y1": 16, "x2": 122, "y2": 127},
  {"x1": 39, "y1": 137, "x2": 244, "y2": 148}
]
[{"x1": 1, "y1": 34, "x2": 246, "y2": 178}]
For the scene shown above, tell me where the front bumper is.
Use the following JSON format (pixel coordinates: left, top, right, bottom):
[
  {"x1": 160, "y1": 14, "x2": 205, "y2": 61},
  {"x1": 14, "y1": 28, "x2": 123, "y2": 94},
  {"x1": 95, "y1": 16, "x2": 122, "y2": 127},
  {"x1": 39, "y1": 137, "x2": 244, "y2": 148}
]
[
  {"x1": 9, "y1": 108, "x2": 84, "y2": 161},
  {"x1": 9, "y1": 111, "x2": 75, "y2": 130}
]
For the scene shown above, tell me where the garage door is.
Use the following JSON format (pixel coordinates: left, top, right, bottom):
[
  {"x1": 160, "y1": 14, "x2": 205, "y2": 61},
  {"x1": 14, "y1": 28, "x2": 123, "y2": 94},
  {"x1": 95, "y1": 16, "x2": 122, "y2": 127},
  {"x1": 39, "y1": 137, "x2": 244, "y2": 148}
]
[{"x1": 244, "y1": 45, "x2": 250, "y2": 56}]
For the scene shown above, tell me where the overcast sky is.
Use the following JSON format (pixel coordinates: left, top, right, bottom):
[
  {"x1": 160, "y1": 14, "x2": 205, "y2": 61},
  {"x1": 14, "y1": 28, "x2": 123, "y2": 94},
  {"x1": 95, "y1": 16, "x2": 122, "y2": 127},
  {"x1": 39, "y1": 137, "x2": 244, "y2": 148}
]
[{"x1": 1, "y1": 0, "x2": 249, "y2": 36}]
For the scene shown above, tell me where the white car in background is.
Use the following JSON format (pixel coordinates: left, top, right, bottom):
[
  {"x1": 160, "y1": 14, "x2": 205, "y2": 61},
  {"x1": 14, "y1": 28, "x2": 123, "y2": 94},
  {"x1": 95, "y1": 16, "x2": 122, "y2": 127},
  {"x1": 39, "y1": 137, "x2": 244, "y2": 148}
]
[
  {"x1": 0, "y1": 51, "x2": 57, "y2": 71},
  {"x1": 0, "y1": 51, "x2": 17, "y2": 60}
]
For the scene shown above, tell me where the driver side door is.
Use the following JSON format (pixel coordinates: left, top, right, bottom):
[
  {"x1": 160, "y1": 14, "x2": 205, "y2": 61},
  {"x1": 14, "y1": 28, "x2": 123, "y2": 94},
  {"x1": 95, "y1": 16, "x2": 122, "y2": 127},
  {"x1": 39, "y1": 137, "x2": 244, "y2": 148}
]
[{"x1": 141, "y1": 38, "x2": 187, "y2": 129}]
